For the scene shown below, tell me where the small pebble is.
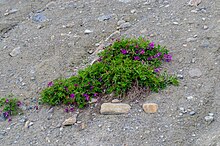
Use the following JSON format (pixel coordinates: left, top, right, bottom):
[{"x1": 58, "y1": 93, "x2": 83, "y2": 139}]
[{"x1": 84, "y1": 29, "x2": 93, "y2": 34}]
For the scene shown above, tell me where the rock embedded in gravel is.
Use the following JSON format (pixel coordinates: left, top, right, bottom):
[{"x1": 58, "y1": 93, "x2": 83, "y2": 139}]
[
  {"x1": 118, "y1": 0, "x2": 131, "y2": 3},
  {"x1": 142, "y1": 103, "x2": 158, "y2": 113},
  {"x1": 62, "y1": 115, "x2": 77, "y2": 126},
  {"x1": 117, "y1": 20, "x2": 126, "y2": 26},
  {"x1": 84, "y1": 29, "x2": 93, "y2": 34},
  {"x1": 98, "y1": 14, "x2": 112, "y2": 21},
  {"x1": 117, "y1": 22, "x2": 131, "y2": 30},
  {"x1": 32, "y1": 13, "x2": 47, "y2": 23},
  {"x1": 204, "y1": 115, "x2": 214, "y2": 122},
  {"x1": 9, "y1": 47, "x2": 21, "y2": 57},
  {"x1": 189, "y1": 68, "x2": 202, "y2": 78},
  {"x1": 4, "y1": 9, "x2": 18, "y2": 16},
  {"x1": 100, "y1": 103, "x2": 131, "y2": 115},
  {"x1": 187, "y1": 37, "x2": 197, "y2": 42},
  {"x1": 111, "y1": 99, "x2": 121, "y2": 103},
  {"x1": 188, "y1": 0, "x2": 201, "y2": 7}
]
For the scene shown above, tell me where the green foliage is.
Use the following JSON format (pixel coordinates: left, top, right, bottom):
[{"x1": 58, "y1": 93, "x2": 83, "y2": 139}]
[
  {"x1": 0, "y1": 95, "x2": 22, "y2": 121},
  {"x1": 40, "y1": 37, "x2": 179, "y2": 108}
]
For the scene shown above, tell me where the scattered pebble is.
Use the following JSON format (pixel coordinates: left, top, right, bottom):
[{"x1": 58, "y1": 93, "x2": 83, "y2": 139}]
[
  {"x1": 62, "y1": 115, "x2": 77, "y2": 126},
  {"x1": 9, "y1": 47, "x2": 21, "y2": 57},
  {"x1": 204, "y1": 115, "x2": 214, "y2": 122},
  {"x1": 188, "y1": 0, "x2": 202, "y2": 7},
  {"x1": 32, "y1": 13, "x2": 47, "y2": 23},
  {"x1": 189, "y1": 111, "x2": 196, "y2": 115},
  {"x1": 111, "y1": 99, "x2": 121, "y2": 103},
  {"x1": 98, "y1": 14, "x2": 112, "y2": 21},
  {"x1": 203, "y1": 25, "x2": 208, "y2": 30},
  {"x1": 84, "y1": 29, "x2": 93, "y2": 34},
  {"x1": 173, "y1": 22, "x2": 179, "y2": 25},
  {"x1": 117, "y1": 22, "x2": 131, "y2": 30},
  {"x1": 130, "y1": 9, "x2": 136, "y2": 14},
  {"x1": 177, "y1": 74, "x2": 184, "y2": 79},
  {"x1": 187, "y1": 96, "x2": 194, "y2": 100},
  {"x1": 4, "y1": 9, "x2": 18, "y2": 16},
  {"x1": 189, "y1": 68, "x2": 202, "y2": 78},
  {"x1": 187, "y1": 37, "x2": 197, "y2": 42},
  {"x1": 142, "y1": 103, "x2": 158, "y2": 113}
]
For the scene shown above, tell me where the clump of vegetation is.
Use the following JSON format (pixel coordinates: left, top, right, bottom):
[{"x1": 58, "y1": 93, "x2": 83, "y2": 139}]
[
  {"x1": 0, "y1": 95, "x2": 22, "y2": 122},
  {"x1": 40, "y1": 37, "x2": 178, "y2": 108}
]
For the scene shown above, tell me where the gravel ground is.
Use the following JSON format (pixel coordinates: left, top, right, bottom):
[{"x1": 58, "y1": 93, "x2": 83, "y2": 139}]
[{"x1": 0, "y1": 0, "x2": 220, "y2": 145}]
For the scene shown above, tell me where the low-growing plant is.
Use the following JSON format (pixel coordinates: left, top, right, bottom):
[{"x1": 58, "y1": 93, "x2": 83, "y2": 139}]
[
  {"x1": 41, "y1": 37, "x2": 179, "y2": 108},
  {"x1": 0, "y1": 95, "x2": 22, "y2": 121}
]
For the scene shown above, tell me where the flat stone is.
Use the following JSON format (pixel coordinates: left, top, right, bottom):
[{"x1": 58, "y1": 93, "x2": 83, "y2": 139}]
[
  {"x1": 143, "y1": 103, "x2": 158, "y2": 113},
  {"x1": 9, "y1": 47, "x2": 21, "y2": 57},
  {"x1": 188, "y1": 0, "x2": 202, "y2": 6},
  {"x1": 187, "y1": 37, "x2": 197, "y2": 42},
  {"x1": 117, "y1": 20, "x2": 126, "y2": 26},
  {"x1": 98, "y1": 14, "x2": 112, "y2": 21},
  {"x1": 204, "y1": 115, "x2": 214, "y2": 122},
  {"x1": 111, "y1": 99, "x2": 121, "y2": 103},
  {"x1": 4, "y1": 9, "x2": 18, "y2": 16},
  {"x1": 117, "y1": 22, "x2": 131, "y2": 30},
  {"x1": 100, "y1": 103, "x2": 131, "y2": 115},
  {"x1": 32, "y1": 13, "x2": 47, "y2": 23},
  {"x1": 84, "y1": 29, "x2": 93, "y2": 34},
  {"x1": 119, "y1": 0, "x2": 131, "y2": 3},
  {"x1": 189, "y1": 68, "x2": 202, "y2": 78},
  {"x1": 62, "y1": 115, "x2": 77, "y2": 126}
]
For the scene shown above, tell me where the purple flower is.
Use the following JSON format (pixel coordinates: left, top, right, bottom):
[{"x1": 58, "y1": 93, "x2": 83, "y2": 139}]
[
  {"x1": 90, "y1": 86, "x2": 94, "y2": 90},
  {"x1": 35, "y1": 106, "x2": 38, "y2": 110},
  {"x1": 64, "y1": 86, "x2": 68, "y2": 92},
  {"x1": 154, "y1": 68, "x2": 162, "y2": 73},
  {"x1": 147, "y1": 56, "x2": 153, "y2": 61},
  {"x1": 17, "y1": 101, "x2": 22, "y2": 106},
  {"x1": 94, "y1": 93, "x2": 98, "y2": 97},
  {"x1": 98, "y1": 57, "x2": 102, "y2": 62},
  {"x1": 69, "y1": 107, "x2": 74, "y2": 112},
  {"x1": 3, "y1": 112, "x2": 9, "y2": 118},
  {"x1": 83, "y1": 94, "x2": 90, "y2": 101},
  {"x1": 48, "y1": 81, "x2": 53, "y2": 87},
  {"x1": 134, "y1": 56, "x2": 140, "y2": 60},
  {"x1": 121, "y1": 49, "x2": 128, "y2": 55},
  {"x1": 98, "y1": 77, "x2": 102, "y2": 82},
  {"x1": 74, "y1": 84, "x2": 78, "y2": 87},
  {"x1": 154, "y1": 52, "x2": 162, "y2": 58},
  {"x1": 149, "y1": 42, "x2": 154, "y2": 48},
  {"x1": 8, "y1": 117, "x2": 12, "y2": 122},
  {"x1": 163, "y1": 53, "x2": 172, "y2": 62},
  {"x1": 135, "y1": 50, "x2": 139, "y2": 54},
  {"x1": 135, "y1": 45, "x2": 139, "y2": 48},
  {"x1": 70, "y1": 94, "x2": 75, "y2": 99},
  {"x1": 5, "y1": 99, "x2": 9, "y2": 103},
  {"x1": 140, "y1": 49, "x2": 145, "y2": 55},
  {"x1": 64, "y1": 108, "x2": 69, "y2": 113}
]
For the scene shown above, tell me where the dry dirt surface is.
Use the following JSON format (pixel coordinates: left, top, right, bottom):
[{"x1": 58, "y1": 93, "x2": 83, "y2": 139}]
[{"x1": 0, "y1": 0, "x2": 220, "y2": 146}]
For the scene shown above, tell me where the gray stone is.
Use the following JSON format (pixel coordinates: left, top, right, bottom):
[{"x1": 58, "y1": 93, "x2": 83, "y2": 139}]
[
  {"x1": 117, "y1": 20, "x2": 126, "y2": 26},
  {"x1": 189, "y1": 111, "x2": 196, "y2": 115},
  {"x1": 4, "y1": 9, "x2": 18, "y2": 16},
  {"x1": 100, "y1": 103, "x2": 131, "y2": 115},
  {"x1": 84, "y1": 29, "x2": 93, "y2": 34},
  {"x1": 98, "y1": 14, "x2": 112, "y2": 21},
  {"x1": 177, "y1": 74, "x2": 184, "y2": 79},
  {"x1": 9, "y1": 47, "x2": 21, "y2": 57},
  {"x1": 188, "y1": 0, "x2": 202, "y2": 6},
  {"x1": 204, "y1": 115, "x2": 214, "y2": 122},
  {"x1": 189, "y1": 68, "x2": 202, "y2": 78},
  {"x1": 117, "y1": 22, "x2": 131, "y2": 30},
  {"x1": 32, "y1": 13, "x2": 47, "y2": 23},
  {"x1": 118, "y1": 0, "x2": 131, "y2": 3},
  {"x1": 187, "y1": 37, "x2": 197, "y2": 42}
]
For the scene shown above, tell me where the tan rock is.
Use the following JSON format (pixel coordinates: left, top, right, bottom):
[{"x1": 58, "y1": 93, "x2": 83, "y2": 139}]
[
  {"x1": 62, "y1": 115, "x2": 77, "y2": 126},
  {"x1": 111, "y1": 99, "x2": 121, "y2": 103},
  {"x1": 100, "y1": 103, "x2": 131, "y2": 115},
  {"x1": 142, "y1": 103, "x2": 158, "y2": 113}
]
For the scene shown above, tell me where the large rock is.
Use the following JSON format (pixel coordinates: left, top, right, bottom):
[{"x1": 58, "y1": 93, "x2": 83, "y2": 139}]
[
  {"x1": 100, "y1": 103, "x2": 131, "y2": 115},
  {"x1": 142, "y1": 103, "x2": 158, "y2": 113}
]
